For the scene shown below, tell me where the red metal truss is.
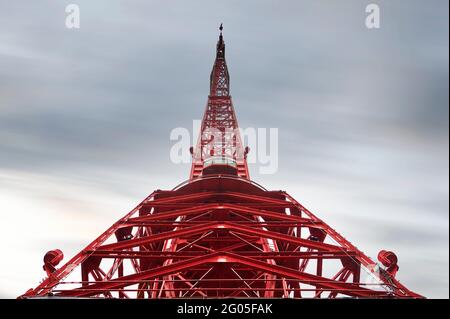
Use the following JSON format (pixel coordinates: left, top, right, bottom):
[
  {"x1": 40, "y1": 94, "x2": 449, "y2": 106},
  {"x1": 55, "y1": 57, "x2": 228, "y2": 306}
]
[
  {"x1": 20, "y1": 25, "x2": 422, "y2": 299},
  {"x1": 191, "y1": 24, "x2": 248, "y2": 180}
]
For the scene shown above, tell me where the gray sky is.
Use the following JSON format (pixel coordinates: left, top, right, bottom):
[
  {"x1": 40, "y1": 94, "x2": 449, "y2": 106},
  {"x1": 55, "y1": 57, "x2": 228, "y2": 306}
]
[{"x1": 0, "y1": 0, "x2": 448, "y2": 298}]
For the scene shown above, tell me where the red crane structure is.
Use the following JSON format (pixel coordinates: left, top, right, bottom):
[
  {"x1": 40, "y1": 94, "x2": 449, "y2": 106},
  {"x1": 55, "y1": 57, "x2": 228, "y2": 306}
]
[{"x1": 20, "y1": 26, "x2": 422, "y2": 299}]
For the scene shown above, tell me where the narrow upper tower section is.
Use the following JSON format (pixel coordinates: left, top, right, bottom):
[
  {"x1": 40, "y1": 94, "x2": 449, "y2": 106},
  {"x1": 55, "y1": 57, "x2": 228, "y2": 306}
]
[
  {"x1": 190, "y1": 25, "x2": 249, "y2": 180},
  {"x1": 210, "y1": 24, "x2": 230, "y2": 97}
]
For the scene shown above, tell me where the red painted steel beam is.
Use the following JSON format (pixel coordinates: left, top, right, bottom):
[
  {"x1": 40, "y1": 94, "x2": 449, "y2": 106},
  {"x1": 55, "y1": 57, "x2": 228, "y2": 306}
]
[
  {"x1": 85, "y1": 250, "x2": 357, "y2": 259},
  {"x1": 122, "y1": 221, "x2": 321, "y2": 228},
  {"x1": 98, "y1": 221, "x2": 343, "y2": 251},
  {"x1": 23, "y1": 192, "x2": 158, "y2": 297},
  {"x1": 57, "y1": 252, "x2": 387, "y2": 298},
  {"x1": 144, "y1": 191, "x2": 292, "y2": 207},
  {"x1": 283, "y1": 192, "x2": 423, "y2": 298},
  {"x1": 129, "y1": 203, "x2": 320, "y2": 224}
]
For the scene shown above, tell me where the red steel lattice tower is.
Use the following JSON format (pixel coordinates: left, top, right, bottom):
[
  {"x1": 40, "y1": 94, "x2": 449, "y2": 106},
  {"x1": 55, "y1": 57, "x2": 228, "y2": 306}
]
[{"x1": 20, "y1": 26, "x2": 422, "y2": 299}]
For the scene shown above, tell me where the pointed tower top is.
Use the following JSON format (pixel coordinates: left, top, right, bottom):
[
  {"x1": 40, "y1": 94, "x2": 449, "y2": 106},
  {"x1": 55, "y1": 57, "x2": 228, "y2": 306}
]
[
  {"x1": 217, "y1": 23, "x2": 225, "y2": 59},
  {"x1": 211, "y1": 23, "x2": 229, "y2": 96}
]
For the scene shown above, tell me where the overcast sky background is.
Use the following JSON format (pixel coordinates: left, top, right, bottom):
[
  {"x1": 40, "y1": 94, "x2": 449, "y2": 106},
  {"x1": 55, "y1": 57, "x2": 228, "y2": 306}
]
[{"x1": 0, "y1": 0, "x2": 448, "y2": 298}]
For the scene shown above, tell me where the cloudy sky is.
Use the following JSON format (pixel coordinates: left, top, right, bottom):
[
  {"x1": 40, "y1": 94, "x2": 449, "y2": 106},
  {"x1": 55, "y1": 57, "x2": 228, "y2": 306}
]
[{"x1": 0, "y1": 0, "x2": 448, "y2": 298}]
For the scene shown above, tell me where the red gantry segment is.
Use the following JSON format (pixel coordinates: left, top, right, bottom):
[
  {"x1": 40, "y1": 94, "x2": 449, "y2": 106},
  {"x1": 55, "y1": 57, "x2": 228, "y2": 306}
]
[{"x1": 20, "y1": 25, "x2": 422, "y2": 299}]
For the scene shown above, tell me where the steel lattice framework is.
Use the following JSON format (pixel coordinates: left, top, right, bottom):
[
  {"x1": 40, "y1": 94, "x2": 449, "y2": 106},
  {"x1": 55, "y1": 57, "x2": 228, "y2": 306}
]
[{"x1": 20, "y1": 26, "x2": 422, "y2": 299}]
